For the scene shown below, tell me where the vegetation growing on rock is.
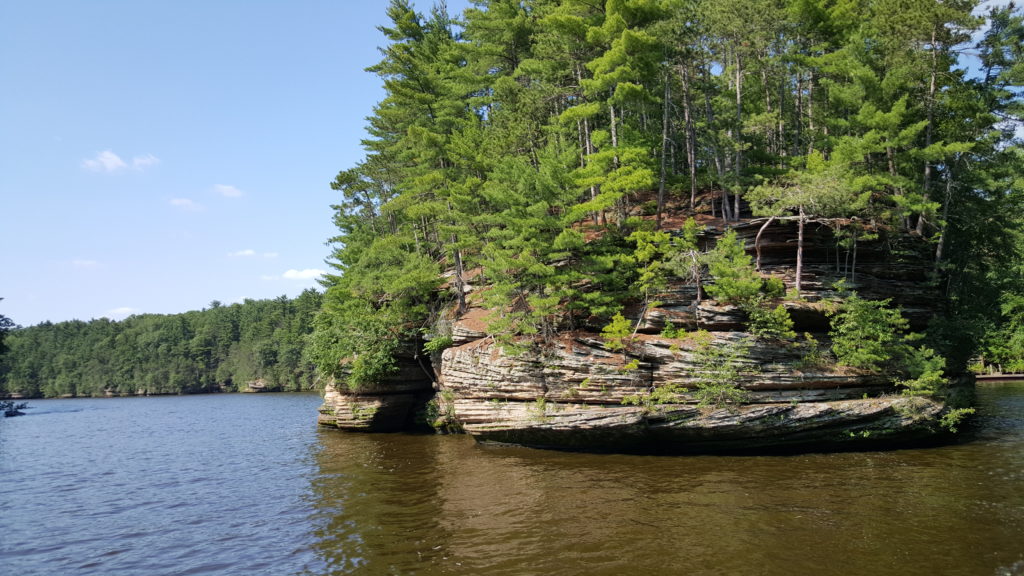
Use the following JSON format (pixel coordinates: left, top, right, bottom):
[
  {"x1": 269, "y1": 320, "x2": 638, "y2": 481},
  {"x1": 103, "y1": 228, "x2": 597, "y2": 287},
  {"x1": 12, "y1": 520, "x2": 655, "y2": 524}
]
[{"x1": 313, "y1": 0, "x2": 1024, "y2": 449}]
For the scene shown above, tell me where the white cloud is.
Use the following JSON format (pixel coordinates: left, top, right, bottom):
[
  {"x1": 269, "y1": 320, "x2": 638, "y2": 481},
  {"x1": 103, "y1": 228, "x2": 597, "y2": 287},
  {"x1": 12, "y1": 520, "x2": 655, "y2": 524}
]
[
  {"x1": 82, "y1": 150, "x2": 127, "y2": 172},
  {"x1": 72, "y1": 259, "x2": 99, "y2": 269},
  {"x1": 282, "y1": 268, "x2": 325, "y2": 280},
  {"x1": 81, "y1": 150, "x2": 159, "y2": 172},
  {"x1": 228, "y1": 249, "x2": 256, "y2": 257},
  {"x1": 105, "y1": 307, "x2": 139, "y2": 319},
  {"x1": 170, "y1": 198, "x2": 203, "y2": 211},
  {"x1": 132, "y1": 154, "x2": 160, "y2": 169},
  {"x1": 214, "y1": 184, "x2": 244, "y2": 197}
]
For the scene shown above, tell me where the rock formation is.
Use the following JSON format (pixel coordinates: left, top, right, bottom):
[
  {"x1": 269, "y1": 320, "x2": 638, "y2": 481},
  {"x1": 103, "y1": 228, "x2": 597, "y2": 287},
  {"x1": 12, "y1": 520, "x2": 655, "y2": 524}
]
[{"x1": 318, "y1": 218, "x2": 963, "y2": 452}]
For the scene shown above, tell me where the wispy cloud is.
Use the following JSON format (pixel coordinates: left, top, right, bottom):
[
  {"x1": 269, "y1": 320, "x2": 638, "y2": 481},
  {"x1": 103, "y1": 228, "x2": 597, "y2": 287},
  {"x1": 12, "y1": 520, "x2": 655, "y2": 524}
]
[
  {"x1": 282, "y1": 268, "x2": 325, "y2": 280},
  {"x1": 82, "y1": 150, "x2": 127, "y2": 172},
  {"x1": 105, "y1": 306, "x2": 139, "y2": 319},
  {"x1": 214, "y1": 184, "x2": 244, "y2": 197},
  {"x1": 72, "y1": 259, "x2": 99, "y2": 269},
  {"x1": 170, "y1": 198, "x2": 203, "y2": 211},
  {"x1": 132, "y1": 154, "x2": 160, "y2": 169},
  {"x1": 229, "y1": 249, "x2": 278, "y2": 258},
  {"x1": 82, "y1": 150, "x2": 160, "y2": 172}
]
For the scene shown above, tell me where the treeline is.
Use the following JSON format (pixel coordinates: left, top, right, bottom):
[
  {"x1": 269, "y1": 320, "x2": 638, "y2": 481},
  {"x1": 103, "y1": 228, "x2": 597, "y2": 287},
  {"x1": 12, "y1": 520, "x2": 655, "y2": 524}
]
[
  {"x1": 311, "y1": 0, "x2": 1023, "y2": 386},
  {"x1": 0, "y1": 291, "x2": 322, "y2": 398}
]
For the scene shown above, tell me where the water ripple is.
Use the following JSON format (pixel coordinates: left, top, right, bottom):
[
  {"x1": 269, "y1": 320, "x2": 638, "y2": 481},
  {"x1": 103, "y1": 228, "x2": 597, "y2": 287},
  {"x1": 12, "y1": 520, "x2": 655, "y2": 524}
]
[{"x1": 3, "y1": 385, "x2": 1024, "y2": 575}]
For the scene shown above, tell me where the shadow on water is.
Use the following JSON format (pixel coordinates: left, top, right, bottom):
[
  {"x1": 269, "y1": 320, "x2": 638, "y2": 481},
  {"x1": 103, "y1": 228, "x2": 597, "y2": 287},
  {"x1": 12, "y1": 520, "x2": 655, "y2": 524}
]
[{"x1": 306, "y1": 382, "x2": 1024, "y2": 576}]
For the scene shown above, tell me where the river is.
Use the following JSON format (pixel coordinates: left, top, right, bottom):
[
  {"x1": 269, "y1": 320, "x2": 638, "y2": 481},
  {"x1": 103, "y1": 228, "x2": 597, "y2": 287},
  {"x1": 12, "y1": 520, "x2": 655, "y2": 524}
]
[{"x1": 1, "y1": 384, "x2": 1022, "y2": 575}]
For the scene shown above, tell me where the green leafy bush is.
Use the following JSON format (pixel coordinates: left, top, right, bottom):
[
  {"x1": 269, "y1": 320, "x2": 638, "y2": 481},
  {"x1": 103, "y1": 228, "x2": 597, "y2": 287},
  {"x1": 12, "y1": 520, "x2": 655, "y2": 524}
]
[
  {"x1": 601, "y1": 312, "x2": 633, "y2": 352},
  {"x1": 691, "y1": 330, "x2": 751, "y2": 409},
  {"x1": 940, "y1": 407, "x2": 975, "y2": 433},
  {"x1": 704, "y1": 230, "x2": 763, "y2": 305},
  {"x1": 747, "y1": 303, "x2": 796, "y2": 340},
  {"x1": 423, "y1": 336, "x2": 454, "y2": 354},
  {"x1": 827, "y1": 294, "x2": 908, "y2": 371}
]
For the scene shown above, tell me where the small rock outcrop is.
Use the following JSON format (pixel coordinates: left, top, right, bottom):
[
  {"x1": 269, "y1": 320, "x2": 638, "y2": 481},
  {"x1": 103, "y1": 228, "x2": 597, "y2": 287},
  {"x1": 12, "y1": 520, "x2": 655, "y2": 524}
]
[{"x1": 317, "y1": 350, "x2": 435, "y2": 432}]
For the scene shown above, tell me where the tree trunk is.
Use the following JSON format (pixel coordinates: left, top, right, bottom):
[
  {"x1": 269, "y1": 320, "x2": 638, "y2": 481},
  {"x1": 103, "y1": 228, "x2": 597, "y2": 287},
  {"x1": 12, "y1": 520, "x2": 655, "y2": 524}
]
[
  {"x1": 582, "y1": 116, "x2": 601, "y2": 226},
  {"x1": 796, "y1": 206, "x2": 805, "y2": 298},
  {"x1": 795, "y1": 68, "x2": 803, "y2": 158},
  {"x1": 610, "y1": 102, "x2": 626, "y2": 225},
  {"x1": 452, "y1": 244, "x2": 467, "y2": 314},
  {"x1": 703, "y1": 64, "x2": 724, "y2": 218},
  {"x1": 735, "y1": 52, "x2": 743, "y2": 186},
  {"x1": 656, "y1": 75, "x2": 670, "y2": 230},
  {"x1": 807, "y1": 70, "x2": 815, "y2": 156},
  {"x1": 917, "y1": 27, "x2": 939, "y2": 236},
  {"x1": 733, "y1": 52, "x2": 743, "y2": 221},
  {"x1": 755, "y1": 215, "x2": 777, "y2": 271},
  {"x1": 680, "y1": 63, "x2": 697, "y2": 210},
  {"x1": 935, "y1": 160, "x2": 955, "y2": 273}
]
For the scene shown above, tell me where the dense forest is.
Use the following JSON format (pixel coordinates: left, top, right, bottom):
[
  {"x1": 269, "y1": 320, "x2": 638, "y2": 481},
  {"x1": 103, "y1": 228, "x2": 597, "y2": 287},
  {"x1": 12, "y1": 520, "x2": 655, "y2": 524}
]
[
  {"x1": 0, "y1": 291, "x2": 322, "y2": 397},
  {"x1": 2, "y1": 0, "x2": 1022, "y2": 399},
  {"x1": 309, "y1": 0, "x2": 1024, "y2": 389}
]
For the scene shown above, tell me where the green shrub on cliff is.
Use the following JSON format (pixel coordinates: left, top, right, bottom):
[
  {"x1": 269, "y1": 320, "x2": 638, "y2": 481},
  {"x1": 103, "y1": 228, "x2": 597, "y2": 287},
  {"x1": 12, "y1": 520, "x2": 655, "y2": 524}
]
[
  {"x1": 828, "y1": 292, "x2": 947, "y2": 392},
  {"x1": 308, "y1": 299, "x2": 402, "y2": 390},
  {"x1": 601, "y1": 313, "x2": 633, "y2": 352},
  {"x1": 828, "y1": 294, "x2": 909, "y2": 371},
  {"x1": 747, "y1": 303, "x2": 796, "y2": 341},
  {"x1": 704, "y1": 230, "x2": 762, "y2": 306},
  {"x1": 691, "y1": 330, "x2": 751, "y2": 409}
]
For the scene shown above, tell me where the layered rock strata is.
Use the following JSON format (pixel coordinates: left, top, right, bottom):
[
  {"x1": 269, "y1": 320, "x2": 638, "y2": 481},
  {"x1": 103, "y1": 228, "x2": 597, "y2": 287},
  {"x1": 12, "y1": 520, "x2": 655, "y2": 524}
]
[
  {"x1": 317, "y1": 350, "x2": 435, "y2": 432},
  {"x1": 319, "y1": 219, "x2": 959, "y2": 451},
  {"x1": 437, "y1": 334, "x2": 945, "y2": 452}
]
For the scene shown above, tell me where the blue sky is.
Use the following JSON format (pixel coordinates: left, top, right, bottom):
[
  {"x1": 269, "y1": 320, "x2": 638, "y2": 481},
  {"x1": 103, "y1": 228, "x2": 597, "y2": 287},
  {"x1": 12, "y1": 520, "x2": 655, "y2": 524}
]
[
  {"x1": 1, "y1": 0, "x2": 472, "y2": 326},
  {"x1": 1, "y1": 1, "x2": 1015, "y2": 328}
]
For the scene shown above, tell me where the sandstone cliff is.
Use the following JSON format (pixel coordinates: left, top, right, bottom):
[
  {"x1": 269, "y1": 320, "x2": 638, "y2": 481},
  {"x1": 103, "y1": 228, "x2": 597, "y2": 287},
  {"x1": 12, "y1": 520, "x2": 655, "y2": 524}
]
[{"x1": 318, "y1": 218, "x2": 961, "y2": 452}]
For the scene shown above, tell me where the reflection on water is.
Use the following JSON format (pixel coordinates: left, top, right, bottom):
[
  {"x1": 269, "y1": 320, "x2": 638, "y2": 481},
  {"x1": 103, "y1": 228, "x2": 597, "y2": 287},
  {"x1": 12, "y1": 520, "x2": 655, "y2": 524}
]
[
  {"x1": 308, "y1": 382, "x2": 1024, "y2": 576},
  {"x1": 1, "y1": 386, "x2": 1022, "y2": 575}
]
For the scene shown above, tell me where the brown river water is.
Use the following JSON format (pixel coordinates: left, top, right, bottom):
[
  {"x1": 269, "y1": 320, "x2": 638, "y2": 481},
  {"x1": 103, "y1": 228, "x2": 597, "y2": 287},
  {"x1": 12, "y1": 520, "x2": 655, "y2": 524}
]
[{"x1": 2, "y1": 382, "x2": 1022, "y2": 575}]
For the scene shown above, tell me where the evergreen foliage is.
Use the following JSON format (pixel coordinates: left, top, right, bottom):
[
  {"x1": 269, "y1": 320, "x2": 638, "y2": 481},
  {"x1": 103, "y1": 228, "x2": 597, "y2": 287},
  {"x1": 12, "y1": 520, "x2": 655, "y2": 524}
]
[
  {"x1": 6, "y1": 2, "x2": 1022, "y2": 397},
  {"x1": 310, "y1": 0, "x2": 1023, "y2": 387},
  {"x1": 0, "y1": 291, "x2": 322, "y2": 398},
  {"x1": 601, "y1": 312, "x2": 634, "y2": 352},
  {"x1": 313, "y1": 0, "x2": 1024, "y2": 385},
  {"x1": 828, "y1": 294, "x2": 910, "y2": 371}
]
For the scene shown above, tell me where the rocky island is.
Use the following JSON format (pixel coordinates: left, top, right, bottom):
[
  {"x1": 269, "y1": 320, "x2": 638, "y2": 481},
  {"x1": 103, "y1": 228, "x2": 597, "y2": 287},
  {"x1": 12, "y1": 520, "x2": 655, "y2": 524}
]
[
  {"x1": 306, "y1": 0, "x2": 1015, "y2": 453},
  {"x1": 318, "y1": 214, "x2": 971, "y2": 452}
]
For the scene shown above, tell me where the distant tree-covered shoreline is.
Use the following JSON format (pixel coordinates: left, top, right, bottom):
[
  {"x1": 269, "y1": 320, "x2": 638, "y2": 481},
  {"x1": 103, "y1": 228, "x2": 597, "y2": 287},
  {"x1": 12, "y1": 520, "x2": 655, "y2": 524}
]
[{"x1": 0, "y1": 291, "x2": 323, "y2": 398}]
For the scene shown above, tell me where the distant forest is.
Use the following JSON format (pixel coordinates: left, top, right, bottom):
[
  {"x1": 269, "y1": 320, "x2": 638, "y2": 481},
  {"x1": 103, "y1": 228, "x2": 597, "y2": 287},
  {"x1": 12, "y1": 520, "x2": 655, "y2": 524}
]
[{"x1": 0, "y1": 291, "x2": 322, "y2": 397}]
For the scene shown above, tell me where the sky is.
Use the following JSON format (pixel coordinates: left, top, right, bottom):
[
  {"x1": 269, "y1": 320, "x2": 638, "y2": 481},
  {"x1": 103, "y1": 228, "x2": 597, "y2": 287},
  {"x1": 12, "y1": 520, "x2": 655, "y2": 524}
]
[
  {"x1": 1, "y1": 1, "x2": 1016, "y2": 328},
  {"x1": 0, "y1": 0, "x2": 472, "y2": 327}
]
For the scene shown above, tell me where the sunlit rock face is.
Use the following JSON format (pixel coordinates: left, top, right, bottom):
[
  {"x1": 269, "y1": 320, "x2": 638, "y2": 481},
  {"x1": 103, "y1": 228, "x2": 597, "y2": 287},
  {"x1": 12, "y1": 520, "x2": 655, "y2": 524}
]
[
  {"x1": 437, "y1": 331, "x2": 946, "y2": 452},
  {"x1": 321, "y1": 219, "x2": 958, "y2": 452}
]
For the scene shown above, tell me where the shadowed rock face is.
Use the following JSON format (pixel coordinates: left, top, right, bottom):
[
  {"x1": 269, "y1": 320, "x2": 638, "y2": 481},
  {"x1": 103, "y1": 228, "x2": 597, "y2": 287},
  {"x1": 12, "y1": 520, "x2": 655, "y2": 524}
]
[
  {"x1": 316, "y1": 349, "x2": 435, "y2": 432},
  {"x1": 319, "y1": 219, "x2": 960, "y2": 452}
]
